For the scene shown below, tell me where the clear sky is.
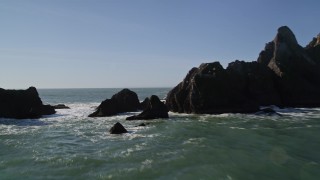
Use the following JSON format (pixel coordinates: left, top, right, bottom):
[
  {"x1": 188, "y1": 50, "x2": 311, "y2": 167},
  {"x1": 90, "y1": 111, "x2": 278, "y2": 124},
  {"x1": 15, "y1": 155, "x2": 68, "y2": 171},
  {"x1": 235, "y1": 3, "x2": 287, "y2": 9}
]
[{"x1": 1, "y1": 0, "x2": 319, "y2": 89}]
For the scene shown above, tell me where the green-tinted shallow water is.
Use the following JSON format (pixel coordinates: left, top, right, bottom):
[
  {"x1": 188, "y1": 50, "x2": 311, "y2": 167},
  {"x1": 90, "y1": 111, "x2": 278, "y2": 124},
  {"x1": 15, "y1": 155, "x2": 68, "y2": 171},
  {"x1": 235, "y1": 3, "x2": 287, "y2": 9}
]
[{"x1": 1, "y1": 88, "x2": 319, "y2": 179}]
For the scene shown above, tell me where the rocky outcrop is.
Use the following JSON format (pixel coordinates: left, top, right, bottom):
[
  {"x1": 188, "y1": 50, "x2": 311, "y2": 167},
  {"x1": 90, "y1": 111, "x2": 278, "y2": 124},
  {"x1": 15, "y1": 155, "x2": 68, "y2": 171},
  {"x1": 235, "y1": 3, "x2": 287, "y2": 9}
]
[
  {"x1": 140, "y1": 97, "x2": 150, "y2": 110},
  {"x1": 258, "y1": 26, "x2": 320, "y2": 107},
  {"x1": 166, "y1": 62, "x2": 264, "y2": 114},
  {"x1": 305, "y1": 33, "x2": 320, "y2": 65},
  {"x1": 306, "y1": 33, "x2": 320, "y2": 48},
  {"x1": 166, "y1": 26, "x2": 320, "y2": 114},
  {"x1": 126, "y1": 95, "x2": 169, "y2": 120},
  {"x1": 0, "y1": 87, "x2": 56, "y2": 119},
  {"x1": 89, "y1": 89, "x2": 140, "y2": 117},
  {"x1": 109, "y1": 122, "x2": 128, "y2": 134}
]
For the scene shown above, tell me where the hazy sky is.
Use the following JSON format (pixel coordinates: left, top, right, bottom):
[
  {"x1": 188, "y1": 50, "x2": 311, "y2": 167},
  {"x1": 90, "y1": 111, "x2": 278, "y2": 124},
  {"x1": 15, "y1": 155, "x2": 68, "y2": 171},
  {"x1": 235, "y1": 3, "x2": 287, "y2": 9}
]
[{"x1": 1, "y1": 0, "x2": 319, "y2": 88}]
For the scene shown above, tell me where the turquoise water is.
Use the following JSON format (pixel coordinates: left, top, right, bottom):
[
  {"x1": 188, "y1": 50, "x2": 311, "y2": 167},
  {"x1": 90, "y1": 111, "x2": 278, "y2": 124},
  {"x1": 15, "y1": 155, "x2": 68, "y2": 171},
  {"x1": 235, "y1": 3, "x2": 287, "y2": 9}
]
[{"x1": 0, "y1": 88, "x2": 319, "y2": 179}]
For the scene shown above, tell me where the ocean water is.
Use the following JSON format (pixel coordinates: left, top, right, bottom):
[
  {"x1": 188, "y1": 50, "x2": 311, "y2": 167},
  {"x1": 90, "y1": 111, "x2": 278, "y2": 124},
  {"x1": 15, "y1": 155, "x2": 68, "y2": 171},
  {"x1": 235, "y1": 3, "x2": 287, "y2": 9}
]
[{"x1": 0, "y1": 88, "x2": 320, "y2": 180}]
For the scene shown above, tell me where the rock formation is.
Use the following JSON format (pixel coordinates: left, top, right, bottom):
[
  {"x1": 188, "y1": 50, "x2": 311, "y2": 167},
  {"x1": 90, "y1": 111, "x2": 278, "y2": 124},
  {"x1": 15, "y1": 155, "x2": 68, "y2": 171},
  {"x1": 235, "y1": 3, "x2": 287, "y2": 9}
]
[
  {"x1": 140, "y1": 97, "x2": 150, "y2": 110},
  {"x1": 109, "y1": 122, "x2": 128, "y2": 134},
  {"x1": 166, "y1": 26, "x2": 320, "y2": 114},
  {"x1": 89, "y1": 89, "x2": 141, "y2": 117},
  {"x1": 258, "y1": 26, "x2": 320, "y2": 107},
  {"x1": 126, "y1": 95, "x2": 169, "y2": 120},
  {"x1": 0, "y1": 87, "x2": 56, "y2": 119},
  {"x1": 53, "y1": 104, "x2": 70, "y2": 109}
]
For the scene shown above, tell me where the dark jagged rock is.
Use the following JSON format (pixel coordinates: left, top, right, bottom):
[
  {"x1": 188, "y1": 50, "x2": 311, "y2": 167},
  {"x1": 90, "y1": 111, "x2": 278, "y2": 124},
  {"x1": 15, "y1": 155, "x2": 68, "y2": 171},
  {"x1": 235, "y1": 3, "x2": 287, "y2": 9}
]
[
  {"x1": 41, "y1": 105, "x2": 57, "y2": 115},
  {"x1": 88, "y1": 99, "x2": 117, "y2": 117},
  {"x1": 89, "y1": 89, "x2": 140, "y2": 117},
  {"x1": 140, "y1": 97, "x2": 150, "y2": 110},
  {"x1": 0, "y1": 87, "x2": 56, "y2": 119},
  {"x1": 53, "y1": 104, "x2": 70, "y2": 109},
  {"x1": 306, "y1": 33, "x2": 320, "y2": 49},
  {"x1": 111, "y1": 89, "x2": 141, "y2": 112},
  {"x1": 258, "y1": 26, "x2": 320, "y2": 107},
  {"x1": 226, "y1": 60, "x2": 281, "y2": 106},
  {"x1": 166, "y1": 61, "x2": 263, "y2": 114},
  {"x1": 305, "y1": 33, "x2": 320, "y2": 64},
  {"x1": 109, "y1": 122, "x2": 128, "y2": 134},
  {"x1": 126, "y1": 95, "x2": 169, "y2": 120},
  {"x1": 166, "y1": 26, "x2": 320, "y2": 114}
]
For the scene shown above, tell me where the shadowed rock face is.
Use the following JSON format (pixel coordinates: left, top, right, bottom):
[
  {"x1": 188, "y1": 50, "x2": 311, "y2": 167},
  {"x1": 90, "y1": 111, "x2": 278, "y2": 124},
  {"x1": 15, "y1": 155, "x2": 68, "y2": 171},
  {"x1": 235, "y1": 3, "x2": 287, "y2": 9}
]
[
  {"x1": 306, "y1": 33, "x2": 320, "y2": 65},
  {"x1": 0, "y1": 87, "x2": 56, "y2": 119},
  {"x1": 140, "y1": 97, "x2": 150, "y2": 110},
  {"x1": 89, "y1": 89, "x2": 140, "y2": 117},
  {"x1": 166, "y1": 26, "x2": 320, "y2": 114},
  {"x1": 259, "y1": 26, "x2": 320, "y2": 107},
  {"x1": 126, "y1": 95, "x2": 168, "y2": 120},
  {"x1": 166, "y1": 61, "x2": 267, "y2": 114}
]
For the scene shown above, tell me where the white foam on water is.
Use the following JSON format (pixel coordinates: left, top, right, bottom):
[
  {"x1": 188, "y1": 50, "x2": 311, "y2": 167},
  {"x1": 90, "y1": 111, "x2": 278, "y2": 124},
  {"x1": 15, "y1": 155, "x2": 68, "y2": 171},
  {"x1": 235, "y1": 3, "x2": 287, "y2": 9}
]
[
  {"x1": 140, "y1": 159, "x2": 153, "y2": 171},
  {"x1": 230, "y1": 127, "x2": 246, "y2": 130},
  {"x1": 182, "y1": 137, "x2": 206, "y2": 145},
  {"x1": 54, "y1": 102, "x2": 100, "y2": 118}
]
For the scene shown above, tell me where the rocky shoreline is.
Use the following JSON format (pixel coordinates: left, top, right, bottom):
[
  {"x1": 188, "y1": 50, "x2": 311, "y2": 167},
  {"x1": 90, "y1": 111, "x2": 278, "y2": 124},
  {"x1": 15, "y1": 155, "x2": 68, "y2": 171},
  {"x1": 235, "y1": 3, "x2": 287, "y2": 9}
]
[{"x1": 1, "y1": 26, "x2": 320, "y2": 120}]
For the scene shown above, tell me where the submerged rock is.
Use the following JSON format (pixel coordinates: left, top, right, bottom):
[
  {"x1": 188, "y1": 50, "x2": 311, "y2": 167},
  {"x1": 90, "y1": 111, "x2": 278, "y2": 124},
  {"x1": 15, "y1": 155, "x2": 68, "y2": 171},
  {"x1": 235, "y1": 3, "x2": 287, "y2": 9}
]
[
  {"x1": 255, "y1": 108, "x2": 282, "y2": 116},
  {"x1": 135, "y1": 122, "x2": 150, "y2": 127},
  {"x1": 166, "y1": 26, "x2": 320, "y2": 114},
  {"x1": 53, "y1": 104, "x2": 70, "y2": 109},
  {"x1": 126, "y1": 95, "x2": 169, "y2": 120},
  {"x1": 109, "y1": 122, "x2": 128, "y2": 134},
  {"x1": 0, "y1": 87, "x2": 56, "y2": 119},
  {"x1": 89, "y1": 89, "x2": 140, "y2": 117}
]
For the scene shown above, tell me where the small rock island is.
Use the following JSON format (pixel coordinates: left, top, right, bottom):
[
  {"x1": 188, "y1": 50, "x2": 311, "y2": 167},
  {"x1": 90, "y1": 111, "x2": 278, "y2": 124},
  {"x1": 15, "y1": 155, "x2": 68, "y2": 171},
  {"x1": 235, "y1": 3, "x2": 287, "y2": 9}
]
[{"x1": 0, "y1": 87, "x2": 56, "y2": 119}]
